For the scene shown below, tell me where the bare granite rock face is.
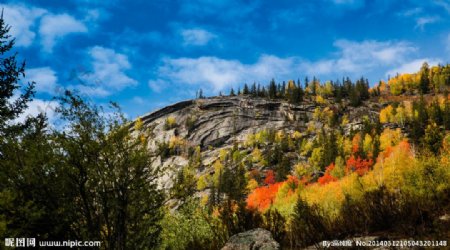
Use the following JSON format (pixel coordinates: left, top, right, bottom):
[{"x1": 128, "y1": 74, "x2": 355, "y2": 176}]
[
  {"x1": 139, "y1": 96, "x2": 312, "y2": 149},
  {"x1": 221, "y1": 228, "x2": 280, "y2": 250},
  {"x1": 135, "y1": 96, "x2": 383, "y2": 190}
]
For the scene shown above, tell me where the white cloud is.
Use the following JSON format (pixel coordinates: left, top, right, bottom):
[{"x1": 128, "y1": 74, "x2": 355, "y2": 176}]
[
  {"x1": 15, "y1": 99, "x2": 58, "y2": 124},
  {"x1": 39, "y1": 14, "x2": 87, "y2": 52},
  {"x1": 151, "y1": 55, "x2": 297, "y2": 92},
  {"x1": 302, "y1": 39, "x2": 416, "y2": 75},
  {"x1": 398, "y1": 7, "x2": 422, "y2": 17},
  {"x1": 435, "y1": 0, "x2": 450, "y2": 14},
  {"x1": 415, "y1": 16, "x2": 440, "y2": 30},
  {"x1": 181, "y1": 28, "x2": 216, "y2": 46},
  {"x1": 385, "y1": 58, "x2": 442, "y2": 77},
  {"x1": 74, "y1": 46, "x2": 137, "y2": 97},
  {"x1": 149, "y1": 39, "x2": 423, "y2": 93},
  {"x1": 25, "y1": 67, "x2": 58, "y2": 94},
  {"x1": 2, "y1": 4, "x2": 46, "y2": 47}
]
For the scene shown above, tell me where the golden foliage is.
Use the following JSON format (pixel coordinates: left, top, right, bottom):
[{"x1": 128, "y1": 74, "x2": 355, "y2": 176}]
[
  {"x1": 379, "y1": 105, "x2": 393, "y2": 123},
  {"x1": 134, "y1": 117, "x2": 143, "y2": 131},
  {"x1": 379, "y1": 128, "x2": 403, "y2": 151}
]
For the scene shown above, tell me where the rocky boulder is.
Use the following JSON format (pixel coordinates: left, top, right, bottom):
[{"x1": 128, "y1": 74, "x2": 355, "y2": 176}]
[{"x1": 221, "y1": 228, "x2": 280, "y2": 250}]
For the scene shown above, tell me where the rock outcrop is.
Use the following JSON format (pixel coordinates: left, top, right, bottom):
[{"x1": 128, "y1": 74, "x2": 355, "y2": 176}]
[
  {"x1": 221, "y1": 228, "x2": 280, "y2": 250},
  {"x1": 139, "y1": 96, "x2": 382, "y2": 150},
  {"x1": 138, "y1": 96, "x2": 383, "y2": 190},
  {"x1": 140, "y1": 96, "x2": 314, "y2": 150}
]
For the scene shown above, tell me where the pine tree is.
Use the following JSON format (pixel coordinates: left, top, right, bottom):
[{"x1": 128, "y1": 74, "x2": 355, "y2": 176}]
[
  {"x1": 290, "y1": 86, "x2": 303, "y2": 104},
  {"x1": 251, "y1": 82, "x2": 257, "y2": 96},
  {"x1": 0, "y1": 13, "x2": 35, "y2": 133},
  {"x1": 419, "y1": 62, "x2": 430, "y2": 94},
  {"x1": 198, "y1": 89, "x2": 204, "y2": 99},
  {"x1": 411, "y1": 95, "x2": 428, "y2": 142},
  {"x1": 230, "y1": 88, "x2": 235, "y2": 96},
  {"x1": 261, "y1": 86, "x2": 267, "y2": 97},
  {"x1": 304, "y1": 76, "x2": 309, "y2": 91},
  {"x1": 243, "y1": 83, "x2": 249, "y2": 95},
  {"x1": 349, "y1": 84, "x2": 361, "y2": 107},
  {"x1": 311, "y1": 77, "x2": 317, "y2": 95},
  {"x1": 269, "y1": 79, "x2": 277, "y2": 99}
]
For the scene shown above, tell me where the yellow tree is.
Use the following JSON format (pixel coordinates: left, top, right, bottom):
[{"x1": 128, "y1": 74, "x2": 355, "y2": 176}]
[
  {"x1": 363, "y1": 134, "x2": 373, "y2": 156},
  {"x1": 379, "y1": 105, "x2": 393, "y2": 123},
  {"x1": 395, "y1": 105, "x2": 407, "y2": 126}
]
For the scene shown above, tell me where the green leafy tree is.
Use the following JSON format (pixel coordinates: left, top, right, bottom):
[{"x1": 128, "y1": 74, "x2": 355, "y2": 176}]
[
  {"x1": 0, "y1": 13, "x2": 68, "y2": 241},
  {"x1": 55, "y1": 92, "x2": 165, "y2": 249},
  {"x1": 0, "y1": 13, "x2": 35, "y2": 134}
]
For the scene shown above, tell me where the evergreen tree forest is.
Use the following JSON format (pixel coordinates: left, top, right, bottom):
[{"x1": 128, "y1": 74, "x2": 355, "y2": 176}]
[{"x1": 1, "y1": 14, "x2": 449, "y2": 250}]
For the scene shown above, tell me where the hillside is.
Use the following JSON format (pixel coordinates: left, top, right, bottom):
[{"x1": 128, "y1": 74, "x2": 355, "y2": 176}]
[
  {"x1": 132, "y1": 71, "x2": 449, "y2": 249},
  {"x1": 139, "y1": 95, "x2": 382, "y2": 189},
  {"x1": 2, "y1": 3, "x2": 450, "y2": 249},
  {"x1": 130, "y1": 75, "x2": 450, "y2": 248}
]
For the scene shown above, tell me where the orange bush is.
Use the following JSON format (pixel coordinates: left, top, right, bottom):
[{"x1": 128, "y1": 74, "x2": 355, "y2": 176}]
[
  {"x1": 247, "y1": 175, "x2": 300, "y2": 212},
  {"x1": 318, "y1": 163, "x2": 337, "y2": 185},
  {"x1": 345, "y1": 156, "x2": 373, "y2": 176},
  {"x1": 246, "y1": 182, "x2": 282, "y2": 211}
]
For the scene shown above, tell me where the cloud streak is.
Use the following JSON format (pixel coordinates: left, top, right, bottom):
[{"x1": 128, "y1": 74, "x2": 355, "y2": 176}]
[
  {"x1": 73, "y1": 46, "x2": 137, "y2": 97},
  {"x1": 181, "y1": 28, "x2": 216, "y2": 46},
  {"x1": 414, "y1": 16, "x2": 440, "y2": 30},
  {"x1": 2, "y1": 4, "x2": 46, "y2": 47},
  {"x1": 302, "y1": 39, "x2": 416, "y2": 75},
  {"x1": 25, "y1": 67, "x2": 58, "y2": 94},
  {"x1": 147, "y1": 39, "x2": 418, "y2": 93},
  {"x1": 39, "y1": 13, "x2": 87, "y2": 52},
  {"x1": 385, "y1": 58, "x2": 442, "y2": 77},
  {"x1": 15, "y1": 99, "x2": 58, "y2": 124}
]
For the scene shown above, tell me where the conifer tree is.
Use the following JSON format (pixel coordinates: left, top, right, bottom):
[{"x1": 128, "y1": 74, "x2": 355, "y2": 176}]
[
  {"x1": 243, "y1": 83, "x2": 250, "y2": 95},
  {"x1": 0, "y1": 13, "x2": 35, "y2": 133},
  {"x1": 230, "y1": 88, "x2": 235, "y2": 96},
  {"x1": 269, "y1": 79, "x2": 277, "y2": 99},
  {"x1": 251, "y1": 82, "x2": 257, "y2": 96},
  {"x1": 419, "y1": 62, "x2": 430, "y2": 94}
]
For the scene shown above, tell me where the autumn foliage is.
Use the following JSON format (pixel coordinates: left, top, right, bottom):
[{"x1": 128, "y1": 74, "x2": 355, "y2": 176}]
[
  {"x1": 318, "y1": 163, "x2": 337, "y2": 185},
  {"x1": 345, "y1": 156, "x2": 373, "y2": 176},
  {"x1": 247, "y1": 174, "x2": 300, "y2": 212},
  {"x1": 264, "y1": 170, "x2": 276, "y2": 185},
  {"x1": 246, "y1": 182, "x2": 282, "y2": 211}
]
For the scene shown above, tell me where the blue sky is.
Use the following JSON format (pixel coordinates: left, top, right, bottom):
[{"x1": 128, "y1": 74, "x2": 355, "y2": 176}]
[{"x1": 3, "y1": 0, "x2": 450, "y2": 120}]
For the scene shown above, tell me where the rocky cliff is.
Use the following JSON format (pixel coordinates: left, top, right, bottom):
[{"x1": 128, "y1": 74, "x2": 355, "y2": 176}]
[{"x1": 136, "y1": 96, "x2": 383, "y2": 190}]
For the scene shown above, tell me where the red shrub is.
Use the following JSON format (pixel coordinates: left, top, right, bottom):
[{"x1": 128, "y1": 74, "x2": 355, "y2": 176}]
[
  {"x1": 346, "y1": 156, "x2": 373, "y2": 176},
  {"x1": 263, "y1": 170, "x2": 275, "y2": 185},
  {"x1": 317, "y1": 163, "x2": 337, "y2": 185}
]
